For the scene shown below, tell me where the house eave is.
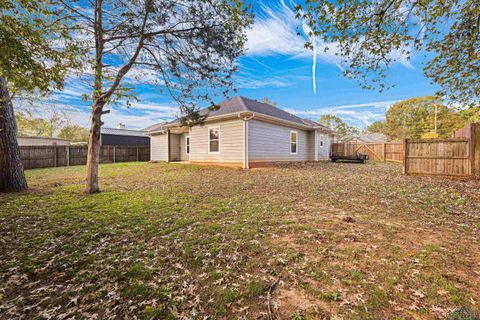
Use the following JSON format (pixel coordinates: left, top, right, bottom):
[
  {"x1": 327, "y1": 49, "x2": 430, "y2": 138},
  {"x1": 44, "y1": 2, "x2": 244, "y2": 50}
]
[{"x1": 147, "y1": 111, "x2": 338, "y2": 135}]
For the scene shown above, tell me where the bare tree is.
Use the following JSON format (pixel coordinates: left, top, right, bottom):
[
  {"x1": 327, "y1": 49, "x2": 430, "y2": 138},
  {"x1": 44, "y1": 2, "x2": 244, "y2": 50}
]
[
  {"x1": 58, "y1": 0, "x2": 252, "y2": 193},
  {"x1": 16, "y1": 102, "x2": 70, "y2": 137}
]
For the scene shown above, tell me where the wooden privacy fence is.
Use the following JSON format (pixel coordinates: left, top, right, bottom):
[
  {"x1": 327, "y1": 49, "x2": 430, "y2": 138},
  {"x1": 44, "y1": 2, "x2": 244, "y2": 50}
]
[
  {"x1": 18, "y1": 145, "x2": 150, "y2": 169},
  {"x1": 403, "y1": 138, "x2": 470, "y2": 177},
  {"x1": 331, "y1": 142, "x2": 404, "y2": 162},
  {"x1": 403, "y1": 123, "x2": 479, "y2": 178}
]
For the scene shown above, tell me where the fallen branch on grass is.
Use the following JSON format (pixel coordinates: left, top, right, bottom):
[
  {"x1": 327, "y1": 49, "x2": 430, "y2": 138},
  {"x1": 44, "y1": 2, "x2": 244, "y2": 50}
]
[{"x1": 267, "y1": 278, "x2": 280, "y2": 320}]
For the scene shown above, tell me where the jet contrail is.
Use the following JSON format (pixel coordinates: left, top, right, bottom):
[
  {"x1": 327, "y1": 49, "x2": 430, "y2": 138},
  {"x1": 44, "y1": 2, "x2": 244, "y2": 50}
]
[{"x1": 302, "y1": 21, "x2": 317, "y2": 94}]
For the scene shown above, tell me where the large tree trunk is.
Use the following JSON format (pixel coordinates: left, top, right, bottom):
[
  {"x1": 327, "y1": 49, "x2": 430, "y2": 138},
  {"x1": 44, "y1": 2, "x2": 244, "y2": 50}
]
[
  {"x1": 0, "y1": 76, "x2": 28, "y2": 192},
  {"x1": 85, "y1": 102, "x2": 104, "y2": 194},
  {"x1": 85, "y1": 0, "x2": 104, "y2": 194}
]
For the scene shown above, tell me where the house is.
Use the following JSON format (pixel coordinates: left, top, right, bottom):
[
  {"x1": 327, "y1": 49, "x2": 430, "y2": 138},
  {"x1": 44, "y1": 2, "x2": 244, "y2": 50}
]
[
  {"x1": 101, "y1": 124, "x2": 150, "y2": 146},
  {"x1": 18, "y1": 136, "x2": 71, "y2": 146},
  {"x1": 147, "y1": 96, "x2": 335, "y2": 168},
  {"x1": 344, "y1": 132, "x2": 391, "y2": 144}
]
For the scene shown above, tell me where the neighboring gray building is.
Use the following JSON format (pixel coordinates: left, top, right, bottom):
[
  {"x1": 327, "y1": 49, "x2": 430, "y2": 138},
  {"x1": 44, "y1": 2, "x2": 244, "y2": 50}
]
[
  {"x1": 101, "y1": 124, "x2": 150, "y2": 146},
  {"x1": 147, "y1": 96, "x2": 336, "y2": 168}
]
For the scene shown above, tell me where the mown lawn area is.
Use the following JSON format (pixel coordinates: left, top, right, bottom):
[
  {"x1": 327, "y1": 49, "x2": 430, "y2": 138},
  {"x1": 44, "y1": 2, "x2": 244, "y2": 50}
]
[{"x1": 1, "y1": 161, "x2": 479, "y2": 319}]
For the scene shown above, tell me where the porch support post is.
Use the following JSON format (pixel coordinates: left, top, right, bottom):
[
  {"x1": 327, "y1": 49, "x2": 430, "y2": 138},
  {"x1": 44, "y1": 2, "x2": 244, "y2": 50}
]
[
  {"x1": 167, "y1": 129, "x2": 171, "y2": 163},
  {"x1": 243, "y1": 119, "x2": 249, "y2": 169},
  {"x1": 314, "y1": 130, "x2": 318, "y2": 161}
]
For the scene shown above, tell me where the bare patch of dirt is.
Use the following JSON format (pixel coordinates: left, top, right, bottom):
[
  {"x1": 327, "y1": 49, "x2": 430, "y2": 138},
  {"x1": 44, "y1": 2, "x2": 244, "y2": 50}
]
[{"x1": 275, "y1": 286, "x2": 332, "y2": 318}]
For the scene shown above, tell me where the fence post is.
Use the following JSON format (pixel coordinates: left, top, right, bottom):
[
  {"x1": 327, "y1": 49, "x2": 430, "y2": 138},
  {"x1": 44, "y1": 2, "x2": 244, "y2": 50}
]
[
  {"x1": 66, "y1": 146, "x2": 70, "y2": 166},
  {"x1": 53, "y1": 144, "x2": 57, "y2": 167},
  {"x1": 136, "y1": 146, "x2": 139, "y2": 161},
  {"x1": 113, "y1": 146, "x2": 116, "y2": 163},
  {"x1": 383, "y1": 143, "x2": 386, "y2": 161},
  {"x1": 471, "y1": 124, "x2": 478, "y2": 177},
  {"x1": 402, "y1": 139, "x2": 407, "y2": 174}
]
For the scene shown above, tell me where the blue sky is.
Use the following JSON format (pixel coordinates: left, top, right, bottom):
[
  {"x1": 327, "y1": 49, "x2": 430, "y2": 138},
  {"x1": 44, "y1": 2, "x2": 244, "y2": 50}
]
[{"x1": 30, "y1": 0, "x2": 439, "y2": 131}]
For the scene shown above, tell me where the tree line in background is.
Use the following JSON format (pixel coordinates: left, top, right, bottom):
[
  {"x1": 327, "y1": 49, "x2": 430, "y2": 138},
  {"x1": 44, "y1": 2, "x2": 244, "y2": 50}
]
[
  {"x1": 318, "y1": 96, "x2": 480, "y2": 141},
  {"x1": 15, "y1": 105, "x2": 89, "y2": 142},
  {"x1": 317, "y1": 114, "x2": 360, "y2": 141},
  {"x1": 17, "y1": 94, "x2": 478, "y2": 144},
  {"x1": 366, "y1": 96, "x2": 480, "y2": 140}
]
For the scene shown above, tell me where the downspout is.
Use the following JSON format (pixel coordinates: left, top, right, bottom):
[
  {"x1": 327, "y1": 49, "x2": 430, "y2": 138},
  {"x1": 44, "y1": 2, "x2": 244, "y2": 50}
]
[{"x1": 238, "y1": 113, "x2": 255, "y2": 169}]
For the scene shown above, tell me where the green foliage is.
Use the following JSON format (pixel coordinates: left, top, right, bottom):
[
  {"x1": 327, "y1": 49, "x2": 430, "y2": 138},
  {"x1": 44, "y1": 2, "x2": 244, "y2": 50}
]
[
  {"x1": 366, "y1": 121, "x2": 387, "y2": 134},
  {"x1": 291, "y1": 311, "x2": 307, "y2": 320},
  {"x1": 447, "y1": 307, "x2": 480, "y2": 320},
  {"x1": 16, "y1": 112, "x2": 51, "y2": 137},
  {"x1": 317, "y1": 114, "x2": 360, "y2": 141},
  {"x1": 378, "y1": 96, "x2": 467, "y2": 139},
  {"x1": 296, "y1": 0, "x2": 480, "y2": 107},
  {"x1": 0, "y1": 0, "x2": 82, "y2": 96},
  {"x1": 366, "y1": 287, "x2": 389, "y2": 310},
  {"x1": 459, "y1": 107, "x2": 480, "y2": 123},
  {"x1": 260, "y1": 97, "x2": 278, "y2": 107},
  {"x1": 58, "y1": 125, "x2": 89, "y2": 142},
  {"x1": 121, "y1": 283, "x2": 150, "y2": 299},
  {"x1": 246, "y1": 279, "x2": 264, "y2": 298}
]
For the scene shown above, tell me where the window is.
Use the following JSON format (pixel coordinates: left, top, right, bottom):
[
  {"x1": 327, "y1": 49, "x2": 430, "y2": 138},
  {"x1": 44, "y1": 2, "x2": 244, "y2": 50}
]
[
  {"x1": 319, "y1": 134, "x2": 324, "y2": 147},
  {"x1": 208, "y1": 127, "x2": 220, "y2": 153},
  {"x1": 186, "y1": 136, "x2": 190, "y2": 155},
  {"x1": 290, "y1": 131, "x2": 297, "y2": 154}
]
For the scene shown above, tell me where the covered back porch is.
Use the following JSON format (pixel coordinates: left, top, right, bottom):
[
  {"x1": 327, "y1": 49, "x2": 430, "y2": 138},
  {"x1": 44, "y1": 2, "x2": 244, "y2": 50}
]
[{"x1": 166, "y1": 127, "x2": 190, "y2": 163}]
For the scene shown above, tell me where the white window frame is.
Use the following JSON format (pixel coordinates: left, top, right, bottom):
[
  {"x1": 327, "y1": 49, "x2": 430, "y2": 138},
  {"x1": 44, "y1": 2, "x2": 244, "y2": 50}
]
[
  {"x1": 208, "y1": 126, "x2": 220, "y2": 154},
  {"x1": 186, "y1": 135, "x2": 190, "y2": 155},
  {"x1": 290, "y1": 130, "x2": 298, "y2": 155},
  {"x1": 319, "y1": 134, "x2": 324, "y2": 147}
]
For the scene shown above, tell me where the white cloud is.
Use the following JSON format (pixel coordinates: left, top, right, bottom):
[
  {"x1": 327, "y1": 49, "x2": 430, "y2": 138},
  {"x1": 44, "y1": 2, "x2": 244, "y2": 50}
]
[
  {"x1": 14, "y1": 96, "x2": 178, "y2": 131},
  {"x1": 234, "y1": 76, "x2": 290, "y2": 89},
  {"x1": 245, "y1": 0, "x2": 414, "y2": 92},
  {"x1": 284, "y1": 99, "x2": 399, "y2": 127}
]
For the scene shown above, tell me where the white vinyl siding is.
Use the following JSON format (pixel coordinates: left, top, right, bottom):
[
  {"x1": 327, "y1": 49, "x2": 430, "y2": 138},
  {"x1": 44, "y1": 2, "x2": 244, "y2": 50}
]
[
  {"x1": 248, "y1": 120, "x2": 312, "y2": 161},
  {"x1": 150, "y1": 133, "x2": 169, "y2": 161},
  {"x1": 189, "y1": 119, "x2": 243, "y2": 162},
  {"x1": 317, "y1": 133, "x2": 332, "y2": 160},
  {"x1": 150, "y1": 119, "x2": 329, "y2": 164}
]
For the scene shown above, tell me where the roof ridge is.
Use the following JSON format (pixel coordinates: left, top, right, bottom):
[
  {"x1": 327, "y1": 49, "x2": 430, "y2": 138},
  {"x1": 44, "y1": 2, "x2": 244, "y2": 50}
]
[{"x1": 233, "y1": 96, "x2": 250, "y2": 111}]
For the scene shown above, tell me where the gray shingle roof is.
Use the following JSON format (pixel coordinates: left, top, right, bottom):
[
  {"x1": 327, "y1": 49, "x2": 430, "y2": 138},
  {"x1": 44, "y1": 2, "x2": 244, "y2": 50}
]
[
  {"x1": 142, "y1": 122, "x2": 167, "y2": 132},
  {"x1": 101, "y1": 127, "x2": 148, "y2": 137},
  {"x1": 147, "y1": 96, "x2": 333, "y2": 132}
]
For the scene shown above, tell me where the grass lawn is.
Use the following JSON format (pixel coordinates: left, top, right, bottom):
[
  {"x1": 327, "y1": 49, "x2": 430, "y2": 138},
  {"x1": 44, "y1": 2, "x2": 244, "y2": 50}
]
[{"x1": 1, "y1": 161, "x2": 479, "y2": 319}]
